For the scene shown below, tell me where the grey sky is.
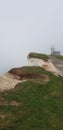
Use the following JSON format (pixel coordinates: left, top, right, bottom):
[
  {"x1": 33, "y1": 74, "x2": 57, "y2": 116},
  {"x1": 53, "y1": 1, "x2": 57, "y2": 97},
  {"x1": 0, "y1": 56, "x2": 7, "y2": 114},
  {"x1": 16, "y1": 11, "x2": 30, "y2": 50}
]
[{"x1": 0, "y1": 0, "x2": 63, "y2": 74}]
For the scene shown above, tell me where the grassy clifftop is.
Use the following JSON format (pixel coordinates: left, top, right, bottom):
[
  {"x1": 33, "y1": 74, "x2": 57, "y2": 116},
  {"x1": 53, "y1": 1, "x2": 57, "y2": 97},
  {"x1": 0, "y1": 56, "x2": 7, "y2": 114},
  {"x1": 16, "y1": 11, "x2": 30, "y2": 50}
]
[
  {"x1": 0, "y1": 52, "x2": 63, "y2": 130},
  {"x1": 55, "y1": 55, "x2": 63, "y2": 60},
  {"x1": 28, "y1": 52, "x2": 63, "y2": 61},
  {"x1": 28, "y1": 52, "x2": 49, "y2": 61}
]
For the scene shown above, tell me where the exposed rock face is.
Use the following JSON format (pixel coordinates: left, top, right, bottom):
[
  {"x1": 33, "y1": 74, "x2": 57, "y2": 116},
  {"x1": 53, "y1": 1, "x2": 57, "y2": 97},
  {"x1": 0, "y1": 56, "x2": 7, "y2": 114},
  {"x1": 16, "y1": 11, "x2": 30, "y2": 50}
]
[
  {"x1": 0, "y1": 65, "x2": 49, "y2": 91},
  {"x1": 49, "y1": 56, "x2": 63, "y2": 76},
  {"x1": 28, "y1": 58, "x2": 62, "y2": 76},
  {"x1": 28, "y1": 58, "x2": 45, "y2": 66},
  {"x1": 0, "y1": 54, "x2": 63, "y2": 92},
  {"x1": 0, "y1": 73, "x2": 25, "y2": 92},
  {"x1": 0, "y1": 66, "x2": 50, "y2": 91}
]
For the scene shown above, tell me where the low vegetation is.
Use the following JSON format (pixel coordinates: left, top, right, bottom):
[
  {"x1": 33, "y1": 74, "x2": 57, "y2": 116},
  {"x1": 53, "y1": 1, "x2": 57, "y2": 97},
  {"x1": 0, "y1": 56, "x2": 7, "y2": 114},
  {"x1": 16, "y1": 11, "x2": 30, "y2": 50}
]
[
  {"x1": 0, "y1": 66, "x2": 63, "y2": 130},
  {"x1": 55, "y1": 55, "x2": 63, "y2": 60},
  {"x1": 28, "y1": 52, "x2": 49, "y2": 61}
]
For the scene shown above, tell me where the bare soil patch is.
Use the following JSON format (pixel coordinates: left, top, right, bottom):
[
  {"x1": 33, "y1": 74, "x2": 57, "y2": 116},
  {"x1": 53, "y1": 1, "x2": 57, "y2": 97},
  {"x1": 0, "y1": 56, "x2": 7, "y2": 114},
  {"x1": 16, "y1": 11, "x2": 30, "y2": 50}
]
[
  {"x1": 0, "y1": 99, "x2": 21, "y2": 106},
  {"x1": 9, "y1": 68, "x2": 49, "y2": 81}
]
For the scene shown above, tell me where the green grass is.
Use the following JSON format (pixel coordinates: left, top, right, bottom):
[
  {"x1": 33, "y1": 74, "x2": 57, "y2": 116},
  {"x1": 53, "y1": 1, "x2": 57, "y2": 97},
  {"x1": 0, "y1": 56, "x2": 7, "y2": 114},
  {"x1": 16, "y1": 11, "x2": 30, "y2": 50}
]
[
  {"x1": 28, "y1": 52, "x2": 49, "y2": 61},
  {"x1": 51, "y1": 54, "x2": 63, "y2": 60},
  {"x1": 55, "y1": 55, "x2": 63, "y2": 60},
  {"x1": 0, "y1": 66, "x2": 63, "y2": 130}
]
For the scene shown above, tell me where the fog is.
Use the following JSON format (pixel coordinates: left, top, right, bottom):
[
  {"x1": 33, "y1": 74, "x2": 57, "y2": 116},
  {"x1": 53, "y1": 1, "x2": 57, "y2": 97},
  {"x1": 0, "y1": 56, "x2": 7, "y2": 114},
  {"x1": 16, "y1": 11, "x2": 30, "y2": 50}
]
[{"x1": 0, "y1": 0, "x2": 63, "y2": 75}]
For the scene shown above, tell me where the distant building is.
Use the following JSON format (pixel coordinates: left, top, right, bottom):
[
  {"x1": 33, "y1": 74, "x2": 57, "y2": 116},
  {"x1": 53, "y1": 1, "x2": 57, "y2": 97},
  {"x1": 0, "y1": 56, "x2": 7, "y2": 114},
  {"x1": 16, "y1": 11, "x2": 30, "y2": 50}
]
[{"x1": 51, "y1": 47, "x2": 61, "y2": 55}]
